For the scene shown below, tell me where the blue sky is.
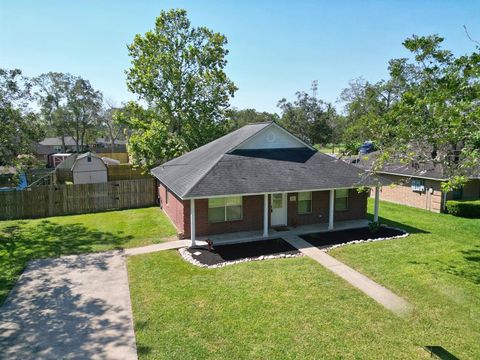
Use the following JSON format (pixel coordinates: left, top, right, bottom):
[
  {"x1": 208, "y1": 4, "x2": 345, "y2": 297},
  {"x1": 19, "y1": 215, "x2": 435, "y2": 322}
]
[{"x1": 1, "y1": 1, "x2": 479, "y2": 113}]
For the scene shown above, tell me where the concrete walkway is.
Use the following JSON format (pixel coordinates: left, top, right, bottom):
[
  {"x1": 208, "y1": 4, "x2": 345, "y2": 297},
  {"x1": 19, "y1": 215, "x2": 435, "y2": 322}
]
[
  {"x1": 124, "y1": 239, "x2": 206, "y2": 256},
  {"x1": 284, "y1": 235, "x2": 412, "y2": 317},
  {"x1": 0, "y1": 251, "x2": 137, "y2": 360}
]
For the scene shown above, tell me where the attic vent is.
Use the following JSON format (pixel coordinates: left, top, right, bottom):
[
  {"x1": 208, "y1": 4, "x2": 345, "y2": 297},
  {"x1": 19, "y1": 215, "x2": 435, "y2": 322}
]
[
  {"x1": 266, "y1": 131, "x2": 276, "y2": 143},
  {"x1": 87, "y1": 156, "x2": 92, "y2": 162}
]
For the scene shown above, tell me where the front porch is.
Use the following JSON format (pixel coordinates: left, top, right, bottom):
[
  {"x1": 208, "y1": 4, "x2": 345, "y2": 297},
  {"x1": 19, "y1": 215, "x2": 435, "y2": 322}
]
[
  {"x1": 188, "y1": 187, "x2": 381, "y2": 247},
  {"x1": 195, "y1": 219, "x2": 370, "y2": 245}
]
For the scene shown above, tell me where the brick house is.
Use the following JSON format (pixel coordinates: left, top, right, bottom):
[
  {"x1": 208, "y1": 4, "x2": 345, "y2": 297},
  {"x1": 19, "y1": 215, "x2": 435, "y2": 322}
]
[
  {"x1": 151, "y1": 122, "x2": 383, "y2": 245},
  {"x1": 351, "y1": 153, "x2": 480, "y2": 213}
]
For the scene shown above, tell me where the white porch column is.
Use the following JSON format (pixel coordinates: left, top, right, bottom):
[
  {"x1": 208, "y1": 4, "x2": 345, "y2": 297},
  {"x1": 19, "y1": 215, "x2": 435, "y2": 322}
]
[
  {"x1": 328, "y1": 189, "x2": 335, "y2": 230},
  {"x1": 374, "y1": 186, "x2": 380, "y2": 222},
  {"x1": 190, "y1": 199, "x2": 196, "y2": 247},
  {"x1": 263, "y1": 193, "x2": 269, "y2": 238}
]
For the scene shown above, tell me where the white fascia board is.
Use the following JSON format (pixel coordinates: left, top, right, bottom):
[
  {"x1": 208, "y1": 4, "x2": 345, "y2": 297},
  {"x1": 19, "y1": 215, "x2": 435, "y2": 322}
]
[{"x1": 378, "y1": 171, "x2": 446, "y2": 181}]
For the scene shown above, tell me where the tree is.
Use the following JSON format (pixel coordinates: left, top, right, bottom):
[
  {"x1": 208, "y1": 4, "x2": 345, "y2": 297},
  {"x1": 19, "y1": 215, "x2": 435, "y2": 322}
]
[
  {"x1": 33, "y1": 72, "x2": 75, "y2": 152},
  {"x1": 228, "y1": 108, "x2": 279, "y2": 129},
  {"x1": 339, "y1": 77, "x2": 404, "y2": 153},
  {"x1": 101, "y1": 101, "x2": 127, "y2": 153},
  {"x1": 67, "y1": 78, "x2": 103, "y2": 152},
  {"x1": 345, "y1": 34, "x2": 480, "y2": 189},
  {"x1": 0, "y1": 69, "x2": 42, "y2": 166},
  {"x1": 115, "y1": 102, "x2": 186, "y2": 168},
  {"x1": 277, "y1": 82, "x2": 336, "y2": 145},
  {"x1": 126, "y1": 9, "x2": 237, "y2": 158}
]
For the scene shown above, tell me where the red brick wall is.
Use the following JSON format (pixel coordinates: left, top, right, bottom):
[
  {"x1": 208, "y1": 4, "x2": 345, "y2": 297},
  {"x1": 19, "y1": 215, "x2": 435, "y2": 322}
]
[
  {"x1": 374, "y1": 174, "x2": 444, "y2": 212},
  {"x1": 158, "y1": 185, "x2": 368, "y2": 238},
  {"x1": 158, "y1": 182, "x2": 185, "y2": 234},
  {"x1": 184, "y1": 195, "x2": 265, "y2": 237},
  {"x1": 287, "y1": 189, "x2": 367, "y2": 226}
]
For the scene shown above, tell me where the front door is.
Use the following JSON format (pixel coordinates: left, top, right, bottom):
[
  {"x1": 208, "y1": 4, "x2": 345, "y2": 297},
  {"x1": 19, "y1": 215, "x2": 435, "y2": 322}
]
[{"x1": 271, "y1": 193, "x2": 287, "y2": 226}]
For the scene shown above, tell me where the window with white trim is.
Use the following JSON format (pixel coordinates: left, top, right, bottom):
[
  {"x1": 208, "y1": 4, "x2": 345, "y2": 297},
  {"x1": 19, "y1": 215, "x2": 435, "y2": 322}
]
[
  {"x1": 335, "y1": 189, "x2": 349, "y2": 211},
  {"x1": 297, "y1": 192, "x2": 312, "y2": 214},
  {"x1": 208, "y1": 196, "x2": 243, "y2": 223},
  {"x1": 411, "y1": 178, "x2": 425, "y2": 192}
]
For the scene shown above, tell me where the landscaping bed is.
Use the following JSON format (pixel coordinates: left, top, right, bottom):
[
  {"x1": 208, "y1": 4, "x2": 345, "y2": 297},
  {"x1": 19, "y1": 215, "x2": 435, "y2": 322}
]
[
  {"x1": 181, "y1": 238, "x2": 301, "y2": 267},
  {"x1": 300, "y1": 226, "x2": 406, "y2": 250}
]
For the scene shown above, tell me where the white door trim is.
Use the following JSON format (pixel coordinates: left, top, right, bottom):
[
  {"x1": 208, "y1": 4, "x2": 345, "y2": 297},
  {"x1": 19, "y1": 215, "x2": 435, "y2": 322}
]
[{"x1": 271, "y1": 193, "x2": 287, "y2": 226}]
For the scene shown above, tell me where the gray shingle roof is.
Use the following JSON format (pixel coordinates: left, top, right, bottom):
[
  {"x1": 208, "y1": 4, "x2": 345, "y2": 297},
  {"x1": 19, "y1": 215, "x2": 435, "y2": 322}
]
[
  {"x1": 348, "y1": 152, "x2": 480, "y2": 180},
  {"x1": 151, "y1": 122, "x2": 271, "y2": 197},
  {"x1": 39, "y1": 137, "x2": 77, "y2": 146},
  {"x1": 151, "y1": 123, "x2": 384, "y2": 199},
  {"x1": 186, "y1": 148, "x2": 383, "y2": 198}
]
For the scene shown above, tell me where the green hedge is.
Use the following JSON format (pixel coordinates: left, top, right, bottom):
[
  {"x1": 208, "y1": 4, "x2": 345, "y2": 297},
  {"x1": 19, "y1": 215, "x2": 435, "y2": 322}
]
[{"x1": 446, "y1": 200, "x2": 480, "y2": 218}]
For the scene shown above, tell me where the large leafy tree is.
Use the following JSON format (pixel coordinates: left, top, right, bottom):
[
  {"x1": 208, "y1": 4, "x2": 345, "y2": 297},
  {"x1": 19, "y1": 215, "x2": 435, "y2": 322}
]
[
  {"x1": 34, "y1": 73, "x2": 103, "y2": 153},
  {"x1": 100, "y1": 101, "x2": 127, "y2": 153},
  {"x1": 67, "y1": 78, "x2": 103, "y2": 152},
  {"x1": 343, "y1": 35, "x2": 480, "y2": 189},
  {"x1": 278, "y1": 82, "x2": 337, "y2": 145},
  {"x1": 33, "y1": 72, "x2": 75, "y2": 151},
  {"x1": 339, "y1": 77, "x2": 404, "y2": 153},
  {"x1": 0, "y1": 69, "x2": 42, "y2": 166},
  {"x1": 126, "y1": 8, "x2": 237, "y2": 162},
  {"x1": 115, "y1": 102, "x2": 186, "y2": 168}
]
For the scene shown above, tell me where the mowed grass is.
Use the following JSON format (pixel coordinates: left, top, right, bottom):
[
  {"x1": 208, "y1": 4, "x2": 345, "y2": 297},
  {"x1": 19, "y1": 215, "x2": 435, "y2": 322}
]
[
  {"x1": 128, "y1": 200, "x2": 480, "y2": 359},
  {"x1": 0, "y1": 207, "x2": 176, "y2": 303},
  {"x1": 128, "y1": 252, "x2": 423, "y2": 359},
  {"x1": 331, "y1": 200, "x2": 480, "y2": 359}
]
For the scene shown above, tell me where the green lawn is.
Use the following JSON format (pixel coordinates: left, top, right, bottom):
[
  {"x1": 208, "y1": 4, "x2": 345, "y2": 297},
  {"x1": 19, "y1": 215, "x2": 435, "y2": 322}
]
[
  {"x1": 0, "y1": 207, "x2": 176, "y2": 303},
  {"x1": 128, "y1": 200, "x2": 480, "y2": 359}
]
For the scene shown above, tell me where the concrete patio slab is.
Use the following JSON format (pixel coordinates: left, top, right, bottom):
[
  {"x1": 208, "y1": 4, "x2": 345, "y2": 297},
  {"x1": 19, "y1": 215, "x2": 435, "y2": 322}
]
[
  {"x1": 284, "y1": 235, "x2": 413, "y2": 317},
  {"x1": 0, "y1": 251, "x2": 137, "y2": 360}
]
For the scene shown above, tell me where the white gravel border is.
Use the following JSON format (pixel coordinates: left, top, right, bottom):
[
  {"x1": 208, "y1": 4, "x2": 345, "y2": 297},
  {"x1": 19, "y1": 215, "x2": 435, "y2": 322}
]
[
  {"x1": 179, "y1": 225, "x2": 408, "y2": 268},
  {"x1": 179, "y1": 247, "x2": 303, "y2": 269},
  {"x1": 323, "y1": 226, "x2": 409, "y2": 252}
]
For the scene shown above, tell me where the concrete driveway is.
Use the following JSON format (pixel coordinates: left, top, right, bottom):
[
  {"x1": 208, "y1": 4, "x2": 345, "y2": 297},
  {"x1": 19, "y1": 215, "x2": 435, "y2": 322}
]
[{"x1": 0, "y1": 251, "x2": 137, "y2": 360}]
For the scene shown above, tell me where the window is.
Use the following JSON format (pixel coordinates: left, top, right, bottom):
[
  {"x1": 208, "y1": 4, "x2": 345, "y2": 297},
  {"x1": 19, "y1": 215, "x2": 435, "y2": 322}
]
[
  {"x1": 335, "y1": 189, "x2": 349, "y2": 211},
  {"x1": 165, "y1": 190, "x2": 169, "y2": 205},
  {"x1": 411, "y1": 178, "x2": 425, "y2": 192},
  {"x1": 87, "y1": 156, "x2": 92, "y2": 163},
  {"x1": 297, "y1": 192, "x2": 312, "y2": 214},
  {"x1": 208, "y1": 196, "x2": 242, "y2": 223},
  {"x1": 272, "y1": 193, "x2": 283, "y2": 209}
]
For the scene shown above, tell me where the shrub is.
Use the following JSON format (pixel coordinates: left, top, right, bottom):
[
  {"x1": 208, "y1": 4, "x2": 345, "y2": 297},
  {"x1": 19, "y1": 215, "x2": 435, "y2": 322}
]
[
  {"x1": 368, "y1": 221, "x2": 381, "y2": 234},
  {"x1": 446, "y1": 200, "x2": 480, "y2": 218}
]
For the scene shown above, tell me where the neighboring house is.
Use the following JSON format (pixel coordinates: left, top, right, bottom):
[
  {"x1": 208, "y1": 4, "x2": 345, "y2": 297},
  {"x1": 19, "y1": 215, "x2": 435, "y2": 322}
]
[
  {"x1": 351, "y1": 153, "x2": 480, "y2": 213},
  {"x1": 151, "y1": 122, "x2": 383, "y2": 245},
  {"x1": 32, "y1": 143, "x2": 55, "y2": 162},
  {"x1": 39, "y1": 136, "x2": 79, "y2": 152},
  {"x1": 95, "y1": 138, "x2": 128, "y2": 153}
]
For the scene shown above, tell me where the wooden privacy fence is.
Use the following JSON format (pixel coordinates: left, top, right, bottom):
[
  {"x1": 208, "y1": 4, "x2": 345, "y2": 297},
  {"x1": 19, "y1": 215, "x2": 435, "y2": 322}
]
[
  {"x1": 0, "y1": 178, "x2": 157, "y2": 220},
  {"x1": 107, "y1": 164, "x2": 152, "y2": 181},
  {"x1": 97, "y1": 152, "x2": 129, "y2": 163}
]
